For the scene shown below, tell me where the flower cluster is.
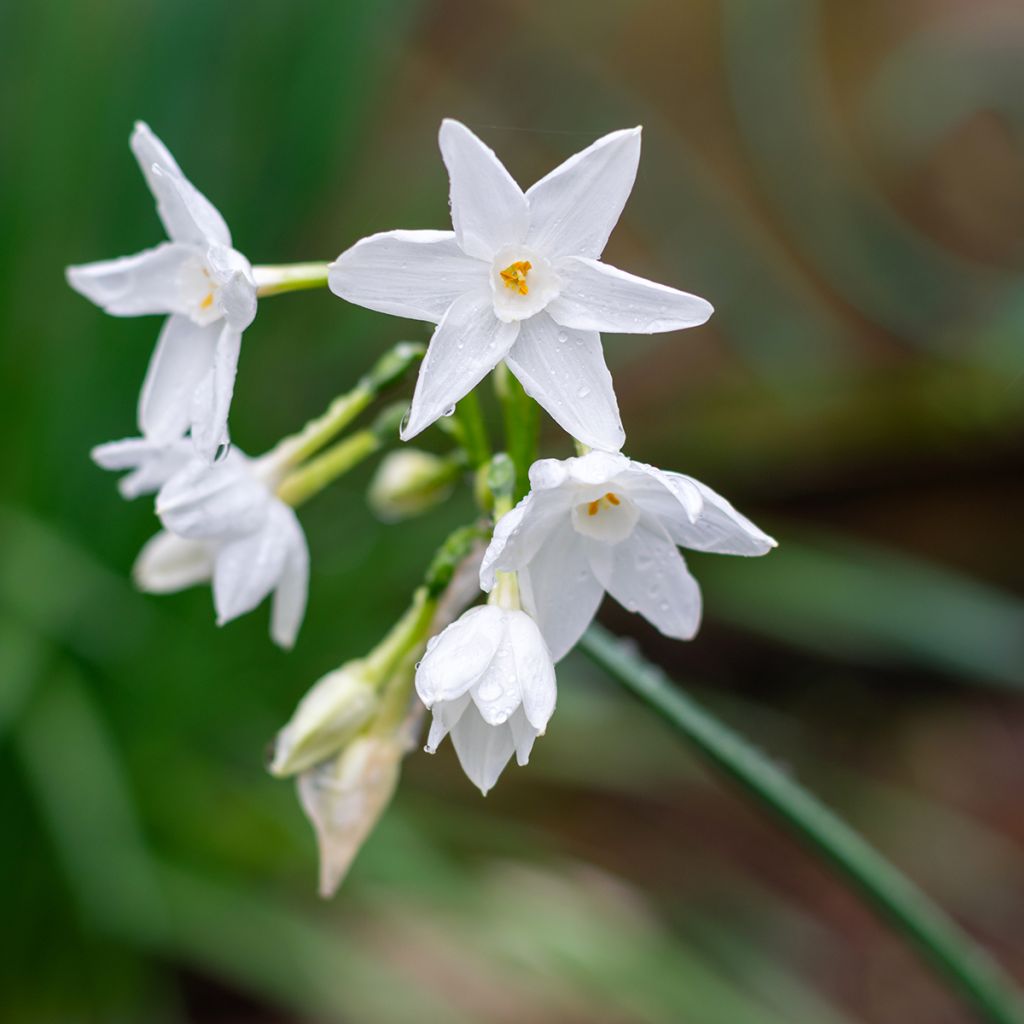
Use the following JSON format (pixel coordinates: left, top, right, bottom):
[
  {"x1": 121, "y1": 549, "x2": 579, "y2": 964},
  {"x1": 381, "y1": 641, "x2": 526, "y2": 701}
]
[{"x1": 71, "y1": 119, "x2": 775, "y2": 892}]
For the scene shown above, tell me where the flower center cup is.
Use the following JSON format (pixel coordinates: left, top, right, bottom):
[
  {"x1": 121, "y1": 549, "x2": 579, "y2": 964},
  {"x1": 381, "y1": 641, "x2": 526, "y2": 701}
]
[
  {"x1": 489, "y1": 245, "x2": 560, "y2": 323},
  {"x1": 179, "y1": 258, "x2": 223, "y2": 326},
  {"x1": 570, "y1": 491, "x2": 639, "y2": 543}
]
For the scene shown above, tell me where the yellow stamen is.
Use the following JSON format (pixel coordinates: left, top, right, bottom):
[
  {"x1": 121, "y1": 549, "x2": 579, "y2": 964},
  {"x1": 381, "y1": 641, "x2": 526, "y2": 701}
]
[
  {"x1": 200, "y1": 292, "x2": 214, "y2": 310},
  {"x1": 499, "y1": 260, "x2": 532, "y2": 295},
  {"x1": 587, "y1": 492, "x2": 621, "y2": 517}
]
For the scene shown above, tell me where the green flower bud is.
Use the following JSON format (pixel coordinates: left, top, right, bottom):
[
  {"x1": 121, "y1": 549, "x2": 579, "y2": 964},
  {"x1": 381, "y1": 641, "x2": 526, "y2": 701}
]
[
  {"x1": 269, "y1": 662, "x2": 379, "y2": 777},
  {"x1": 368, "y1": 449, "x2": 459, "y2": 522}
]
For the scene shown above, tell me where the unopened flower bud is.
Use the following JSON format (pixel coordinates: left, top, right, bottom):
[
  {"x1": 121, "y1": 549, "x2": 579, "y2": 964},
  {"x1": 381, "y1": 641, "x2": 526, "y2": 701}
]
[
  {"x1": 270, "y1": 663, "x2": 379, "y2": 777},
  {"x1": 368, "y1": 449, "x2": 458, "y2": 522},
  {"x1": 297, "y1": 733, "x2": 408, "y2": 897}
]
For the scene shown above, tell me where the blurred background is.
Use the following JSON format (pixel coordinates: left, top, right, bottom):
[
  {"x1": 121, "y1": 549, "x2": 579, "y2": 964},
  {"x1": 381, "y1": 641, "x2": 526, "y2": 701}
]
[{"x1": 3, "y1": 0, "x2": 1024, "y2": 1021}]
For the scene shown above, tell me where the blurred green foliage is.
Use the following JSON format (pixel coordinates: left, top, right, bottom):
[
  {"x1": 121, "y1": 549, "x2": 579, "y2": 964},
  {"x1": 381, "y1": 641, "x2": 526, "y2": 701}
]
[{"x1": 3, "y1": 1, "x2": 1024, "y2": 1021}]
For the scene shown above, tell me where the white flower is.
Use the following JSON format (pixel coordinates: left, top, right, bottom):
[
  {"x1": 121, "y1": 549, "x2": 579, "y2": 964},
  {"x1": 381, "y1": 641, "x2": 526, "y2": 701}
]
[
  {"x1": 92, "y1": 436, "x2": 193, "y2": 500},
  {"x1": 415, "y1": 603, "x2": 556, "y2": 795},
  {"x1": 95, "y1": 439, "x2": 309, "y2": 648},
  {"x1": 329, "y1": 120, "x2": 713, "y2": 451},
  {"x1": 67, "y1": 122, "x2": 257, "y2": 460},
  {"x1": 480, "y1": 451, "x2": 777, "y2": 661}
]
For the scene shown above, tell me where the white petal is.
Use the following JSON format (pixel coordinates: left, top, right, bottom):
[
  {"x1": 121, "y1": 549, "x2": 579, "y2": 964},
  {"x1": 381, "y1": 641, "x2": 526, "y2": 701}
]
[
  {"x1": 619, "y1": 461, "x2": 703, "y2": 527},
  {"x1": 517, "y1": 521, "x2": 604, "y2": 662},
  {"x1": 448, "y1": 702, "x2": 516, "y2": 795},
  {"x1": 425, "y1": 693, "x2": 472, "y2": 753},
  {"x1": 92, "y1": 436, "x2": 193, "y2": 500},
  {"x1": 587, "y1": 517, "x2": 702, "y2": 640},
  {"x1": 218, "y1": 268, "x2": 258, "y2": 331},
  {"x1": 548, "y1": 257, "x2": 713, "y2": 334},
  {"x1": 137, "y1": 315, "x2": 219, "y2": 444},
  {"x1": 565, "y1": 449, "x2": 632, "y2": 487},
  {"x1": 157, "y1": 453, "x2": 269, "y2": 539},
  {"x1": 505, "y1": 610, "x2": 556, "y2": 732},
  {"x1": 507, "y1": 706, "x2": 540, "y2": 767},
  {"x1": 663, "y1": 475, "x2": 777, "y2": 556},
  {"x1": 439, "y1": 119, "x2": 528, "y2": 260},
  {"x1": 131, "y1": 122, "x2": 231, "y2": 247},
  {"x1": 269, "y1": 507, "x2": 310, "y2": 649},
  {"x1": 505, "y1": 313, "x2": 624, "y2": 452},
  {"x1": 525, "y1": 128, "x2": 641, "y2": 259},
  {"x1": 479, "y1": 490, "x2": 573, "y2": 591},
  {"x1": 415, "y1": 606, "x2": 503, "y2": 706},
  {"x1": 329, "y1": 229, "x2": 488, "y2": 323},
  {"x1": 212, "y1": 515, "x2": 292, "y2": 627},
  {"x1": 66, "y1": 243, "x2": 193, "y2": 317},
  {"x1": 189, "y1": 323, "x2": 242, "y2": 462},
  {"x1": 133, "y1": 531, "x2": 213, "y2": 593},
  {"x1": 402, "y1": 289, "x2": 518, "y2": 440}
]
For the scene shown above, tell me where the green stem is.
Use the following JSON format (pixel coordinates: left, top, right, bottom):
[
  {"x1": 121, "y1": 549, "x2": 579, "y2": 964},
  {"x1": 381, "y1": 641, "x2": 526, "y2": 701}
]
[
  {"x1": 275, "y1": 404, "x2": 406, "y2": 508},
  {"x1": 453, "y1": 390, "x2": 492, "y2": 469},
  {"x1": 494, "y1": 365, "x2": 539, "y2": 501},
  {"x1": 259, "y1": 343, "x2": 423, "y2": 477},
  {"x1": 252, "y1": 262, "x2": 330, "y2": 297},
  {"x1": 578, "y1": 623, "x2": 1024, "y2": 1024}
]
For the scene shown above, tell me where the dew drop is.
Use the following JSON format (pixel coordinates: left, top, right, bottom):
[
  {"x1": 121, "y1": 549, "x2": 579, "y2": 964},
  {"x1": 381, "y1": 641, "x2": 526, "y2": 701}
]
[
  {"x1": 557, "y1": 330, "x2": 568, "y2": 344},
  {"x1": 576, "y1": 385, "x2": 591, "y2": 399},
  {"x1": 442, "y1": 404, "x2": 457, "y2": 417},
  {"x1": 214, "y1": 441, "x2": 232, "y2": 463}
]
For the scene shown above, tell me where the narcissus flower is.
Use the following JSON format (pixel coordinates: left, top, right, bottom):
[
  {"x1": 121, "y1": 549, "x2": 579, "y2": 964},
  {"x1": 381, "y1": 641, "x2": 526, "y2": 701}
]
[
  {"x1": 415, "y1": 601, "x2": 556, "y2": 795},
  {"x1": 480, "y1": 451, "x2": 776, "y2": 661},
  {"x1": 95, "y1": 438, "x2": 308, "y2": 648},
  {"x1": 67, "y1": 122, "x2": 256, "y2": 460},
  {"x1": 329, "y1": 120, "x2": 712, "y2": 451}
]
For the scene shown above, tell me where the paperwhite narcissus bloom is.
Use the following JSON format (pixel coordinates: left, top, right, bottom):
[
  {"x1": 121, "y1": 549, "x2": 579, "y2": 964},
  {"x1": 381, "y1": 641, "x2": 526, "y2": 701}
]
[
  {"x1": 329, "y1": 120, "x2": 713, "y2": 451},
  {"x1": 415, "y1": 602, "x2": 556, "y2": 795},
  {"x1": 480, "y1": 451, "x2": 777, "y2": 661},
  {"x1": 67, "y1": 122, "x2": 257, "y2": 460},
  {"x1": 93, "y1": 438, "x2": 309, "y2": 648}
]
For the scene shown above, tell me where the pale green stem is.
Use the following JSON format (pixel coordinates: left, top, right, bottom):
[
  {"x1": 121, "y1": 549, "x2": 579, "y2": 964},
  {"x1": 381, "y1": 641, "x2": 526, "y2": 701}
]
[
  {"x1": 364, "y1": 587, "x2": 436, "y2": 685},
  {"x1": 579, "y1": 622, "x2": 1024, "y2": 1024},
  {"x1": 275, "y1": 429, "x2": 380, "y2": 508},
  {"x1": 252, "y1": 262, "x2": 330, "y2": 297},
  {"x1": 259, "y1": 342, "x2": 424, "y2": 479},
  {"x1": 261, "y1": 389, "x2": 374, "y2": 480},
  {"x1": 488, "y1": 571, "x2": 520, "y2": 611}
]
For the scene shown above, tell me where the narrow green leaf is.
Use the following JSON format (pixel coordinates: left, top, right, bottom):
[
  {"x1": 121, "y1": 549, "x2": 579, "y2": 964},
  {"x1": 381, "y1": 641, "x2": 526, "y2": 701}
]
[{"x1": 579, "y1": 623, "x2": 1024, "y2": 1024}]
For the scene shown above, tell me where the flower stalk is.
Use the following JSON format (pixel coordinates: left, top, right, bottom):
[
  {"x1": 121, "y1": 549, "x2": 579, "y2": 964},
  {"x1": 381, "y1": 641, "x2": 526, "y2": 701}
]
[
  {"x1": 260, "y1": 342, "x2": 424, "y2": 477},
  {"x1": 275, "y1": 404, "x2": 406, "y2": 508},
  {"x1": 252, "y1": 262, "x2": 331, "y2": 297}
]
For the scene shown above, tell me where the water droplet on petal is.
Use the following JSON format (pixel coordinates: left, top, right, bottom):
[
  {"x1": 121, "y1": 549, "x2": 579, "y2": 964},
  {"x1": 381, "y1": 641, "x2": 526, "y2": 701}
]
[
  {"x1": 442, "y1": 404, "x2": 457, "y2": 417},
  {"x1": 576, "y1": 386, "x2": 591, "y2": 399}
]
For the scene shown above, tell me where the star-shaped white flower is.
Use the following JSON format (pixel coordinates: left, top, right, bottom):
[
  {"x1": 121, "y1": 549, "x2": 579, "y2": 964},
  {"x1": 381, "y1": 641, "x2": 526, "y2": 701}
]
[
  {"x1": 480, "y1": 451, "x2": 776, "y2": 661},
  {"x1": 68, "y1": 123, "x2": 257, "y2": 460},
  {"x1": 329, "y1": 120, "x2": 713, "y2": 451},
  {"x1": 94, "y1": 439, "x2": 309, "y2": 648},
  {"x1": 415, "y1": 604, "x2": 556, "y2": 795}
]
